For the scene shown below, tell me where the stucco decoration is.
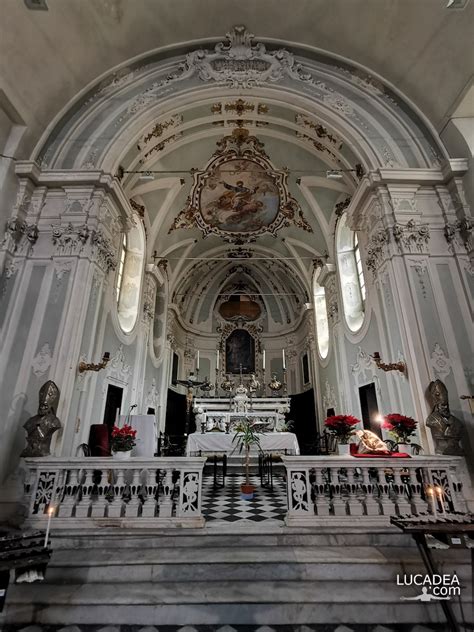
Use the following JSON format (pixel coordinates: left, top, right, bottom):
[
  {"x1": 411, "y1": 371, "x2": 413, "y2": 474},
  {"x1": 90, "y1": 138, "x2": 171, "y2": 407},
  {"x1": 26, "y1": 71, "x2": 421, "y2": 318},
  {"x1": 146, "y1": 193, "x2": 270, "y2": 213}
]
[
  {"x1": 102, "y1": 345, "x2": 132, "y2": 393},
  {"x1": 179, "y1": 25, "x2": 313, "y2": 89},
  {"x1": 145, "y1": 378, "x2": 160, "y2": 413},
  {"x1": 322, "y1": 380, "x2": 337, "y2": 415},
  {"x1": 350, "y1": 346, "x2": 375, "y2": 381},
  {"x1": 2, "y1": 217, "x2": 39, "y2": 255},
  {"x1": 51, "y1": 223, "x2": 90, "y2": 255},
  {"x1": 366, "y1": 229, "x2": 389, "y2": 277},
  {"x1": 430, "y1": 343, "x2": 452, "y2": 380},
  {"x1": 170, "y1": 126, "x2": 311, "y2": 244},
  {"x1": 31, "y1": 343, "x2": 53, "y2": 378},
  {"x1": 392, "y1": 219, "x2": 430, "y2": 253}
]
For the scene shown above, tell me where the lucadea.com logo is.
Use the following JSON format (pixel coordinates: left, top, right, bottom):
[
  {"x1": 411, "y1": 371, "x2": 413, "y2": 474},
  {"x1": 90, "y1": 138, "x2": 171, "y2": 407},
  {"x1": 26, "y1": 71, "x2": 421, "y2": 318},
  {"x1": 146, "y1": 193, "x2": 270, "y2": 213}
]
[{"x1": 397, "y1": 573, "x2": 461, "y2": 601}]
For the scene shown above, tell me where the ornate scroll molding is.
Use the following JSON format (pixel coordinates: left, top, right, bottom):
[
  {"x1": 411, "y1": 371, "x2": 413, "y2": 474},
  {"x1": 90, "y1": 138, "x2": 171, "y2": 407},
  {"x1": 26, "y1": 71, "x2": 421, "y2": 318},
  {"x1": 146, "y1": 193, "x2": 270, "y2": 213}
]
[
  {"x1": 365, "y1": 229, "x2": 389, "y2": 276},
  {"x1": 102, "y1": 345, "x2": 132, "y2": 393},
  {"x1": 392, "y1": 219, "x2": 430, "y2": 253},
  {"x1": 145, "y1": 378, "x2": 160, "y2": 413},
  {"x1": 179, "y1": 25, "x2": 313, "y2": 89},
  {"x1": 444, "y1": 217, "x2": 473, "y2": 252}
]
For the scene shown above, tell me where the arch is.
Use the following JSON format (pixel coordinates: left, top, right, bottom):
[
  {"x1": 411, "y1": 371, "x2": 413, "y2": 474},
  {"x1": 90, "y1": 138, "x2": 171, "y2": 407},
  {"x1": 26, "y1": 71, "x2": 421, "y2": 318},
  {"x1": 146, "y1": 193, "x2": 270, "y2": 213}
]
[
  {"x1": 336, "y1": 213, "x2": 365, "y2": 333},
  {"x1": 33, "y1": 27, "x2": 447, "y2": 174},
  {"x1": 116, "y1": 219, "x2": 146, "y2": 333}
]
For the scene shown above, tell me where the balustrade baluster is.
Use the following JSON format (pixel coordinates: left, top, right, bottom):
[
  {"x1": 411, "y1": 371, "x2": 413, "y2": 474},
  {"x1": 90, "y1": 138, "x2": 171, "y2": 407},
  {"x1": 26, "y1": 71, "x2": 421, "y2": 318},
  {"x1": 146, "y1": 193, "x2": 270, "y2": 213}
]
[
  {"x1": 287, "y1": 468, "x2": 311, "y2": 515},
  {"x1": 393, "y1": 467, "x2": 412, "y2": 515},
  {"x1": 378, "y1": 466, "x2": 396, "y2": 516},
  {"x1": 57, "y1": 468, "x2": 80, "y2": 518},
  {"x1": 75, "y1": 468, "x2": 94, "y2": 518},
  {"x1": 141, "y1": 467, "x2": 158, "y2": 517},
  {"x1": 361, "y1": 466, "x2": 379, "y2": 516},
  {"x1": 90, "y1": 467, "x2": 108, "y2": 518},
  {"x1": 125, "y1": 468, "x2": 142, "y2": 517},
  {"x1": 312, "y1": 468, "x2": 330, "y2": 516},
  {"x1": 347, "y1": 467, "x2": 364, "y2": 516},
  {"x1": 159, "y1": 468, "x2": 174, "y2": 517},
  {"x1": 406, "y1": 467, "x2": 426, "y2": 514},
  {"x1": 447, "y1": 465, "x2": 467, "y2": 512},
  {"x1": 107, "y1": 467, "x2": 126, "y2": 518},
  {"x1": 331, "y1": 468, "x2": 347, "y2": 516}
]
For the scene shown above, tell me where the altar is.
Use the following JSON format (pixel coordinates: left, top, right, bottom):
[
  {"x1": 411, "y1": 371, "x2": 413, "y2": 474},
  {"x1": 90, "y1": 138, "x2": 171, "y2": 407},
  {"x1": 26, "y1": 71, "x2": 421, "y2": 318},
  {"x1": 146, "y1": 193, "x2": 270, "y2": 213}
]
[{"x1": 186, "y1": 431, "x2": 300, "y2": 456}]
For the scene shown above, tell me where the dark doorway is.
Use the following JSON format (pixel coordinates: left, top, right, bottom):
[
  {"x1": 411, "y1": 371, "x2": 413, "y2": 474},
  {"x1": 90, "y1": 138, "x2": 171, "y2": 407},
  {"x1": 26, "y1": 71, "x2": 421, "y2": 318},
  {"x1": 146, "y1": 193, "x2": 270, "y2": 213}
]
[
  {"x1": 147, "y1": 407, "x2": 155, "y2": 415},
  {"x1": 326, "y1": 407, "x2": 335, "y2": 418},
  {"x1": 359, "y1": 383, "x2": 381, "y2": 437},
  {"x1": 165, "y1": 387, "x2": 193, "y2": 436},
  {"x1": 103, "y1": 385, "x2": 123, "y2": 430},
  {"x1": 288, "y1": 389, "x2": 318, "y2": 451},
  {"x1": 171, "y1": 352, "x2": 179, "y2": 385}
]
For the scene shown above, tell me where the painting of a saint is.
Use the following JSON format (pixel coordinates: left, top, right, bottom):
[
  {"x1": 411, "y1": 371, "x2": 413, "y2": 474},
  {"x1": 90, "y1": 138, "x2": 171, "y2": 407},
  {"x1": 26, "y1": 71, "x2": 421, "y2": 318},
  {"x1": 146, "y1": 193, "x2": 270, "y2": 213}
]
[
  {"x1": 225, "y1": 330, "x2": 255, "y2": 374},
  {"x1": 200, "y1": 159, "x2": 279, "y2": 233}
]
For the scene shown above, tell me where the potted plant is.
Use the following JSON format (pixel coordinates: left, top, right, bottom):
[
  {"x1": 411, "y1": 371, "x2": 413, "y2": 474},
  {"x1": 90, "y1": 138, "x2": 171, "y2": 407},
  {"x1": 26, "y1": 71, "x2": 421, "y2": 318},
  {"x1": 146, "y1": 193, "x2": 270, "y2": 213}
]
[
  {"x1": 232, "y1": 418, "x2": 263, "y2": 499},
  {"x1": 110, "y1": 424, "x2": 137, "y2": 459},
  {"x1": 382, "y1": 414, "x2": 417, "y2": 454},
  {"x1": 324, "y1": 414, "x2": 360, "y2": 455}
]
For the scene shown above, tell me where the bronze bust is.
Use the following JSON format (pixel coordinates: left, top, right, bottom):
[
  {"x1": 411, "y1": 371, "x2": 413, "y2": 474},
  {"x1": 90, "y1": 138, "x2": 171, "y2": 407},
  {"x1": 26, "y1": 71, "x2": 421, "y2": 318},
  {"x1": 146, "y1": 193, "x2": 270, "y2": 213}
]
[
  {"x1": 21, "y1": 381, "x2": 61, "y2": 457},
  {"x1": 426, "y1": 379, "x2": 464, "y2": 455}
]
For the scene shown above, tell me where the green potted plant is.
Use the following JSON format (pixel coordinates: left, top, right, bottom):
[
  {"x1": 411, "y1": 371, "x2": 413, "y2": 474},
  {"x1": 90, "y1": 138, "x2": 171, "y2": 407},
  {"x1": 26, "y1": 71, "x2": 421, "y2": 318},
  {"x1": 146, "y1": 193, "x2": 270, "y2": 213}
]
[{"x1": 232, "y1": 418, "x2": 263, "y2": 499}]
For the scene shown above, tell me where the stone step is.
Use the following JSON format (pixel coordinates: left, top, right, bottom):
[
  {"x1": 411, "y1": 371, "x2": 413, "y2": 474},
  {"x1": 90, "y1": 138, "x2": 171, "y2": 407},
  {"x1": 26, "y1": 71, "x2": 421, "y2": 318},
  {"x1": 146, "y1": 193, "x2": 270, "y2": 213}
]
[
  {"x1": 1, "y1": 601, "x2": 460, "y2": 627},
  {"x1": 44, "y1": 558, "x2": 471, "y2": 584},
  {"x1": 49, "y1": 529, "x2": 419, "y2": 550}
]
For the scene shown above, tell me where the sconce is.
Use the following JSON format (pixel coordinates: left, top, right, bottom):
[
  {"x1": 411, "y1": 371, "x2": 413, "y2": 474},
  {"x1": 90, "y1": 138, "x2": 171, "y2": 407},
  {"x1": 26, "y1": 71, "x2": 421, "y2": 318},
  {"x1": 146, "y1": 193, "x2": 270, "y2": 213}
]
[
  {"x1": 78, "y1": 352, "x2": 110, "y2": 374},
  {"x1": 371, "y1": 352, "x2": 407, "y2": 376}
]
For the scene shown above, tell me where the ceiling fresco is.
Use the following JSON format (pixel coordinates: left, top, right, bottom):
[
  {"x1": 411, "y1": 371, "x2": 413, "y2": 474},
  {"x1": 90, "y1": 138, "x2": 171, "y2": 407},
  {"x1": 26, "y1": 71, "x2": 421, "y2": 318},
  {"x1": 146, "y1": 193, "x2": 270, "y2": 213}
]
[{"x1": 169, "y1": 126, "x2": 312, "y2": 244}]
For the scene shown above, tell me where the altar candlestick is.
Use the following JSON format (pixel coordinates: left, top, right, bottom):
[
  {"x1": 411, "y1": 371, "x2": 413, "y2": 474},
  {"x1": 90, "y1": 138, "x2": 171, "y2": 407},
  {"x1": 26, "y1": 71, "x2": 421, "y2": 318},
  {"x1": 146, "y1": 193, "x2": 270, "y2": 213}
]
[
  {"x1": 262, "y1": 350, "x2": 266, "y2": 370},
  {"x1": 44, "y1": 506, "x2": 54, "y2": 547},
  {"x1": 426, "y1": 485, "x2": 437, "y2": 520},
  {"x1": 196, "y1": 350, "x2": 200, "y2": 371},
  {"x1": 282, "y1": 349, "x2": 286, "y2": 370},
  {"x1": 216, "y1": 350, "x2": 219, "y2": 370}
]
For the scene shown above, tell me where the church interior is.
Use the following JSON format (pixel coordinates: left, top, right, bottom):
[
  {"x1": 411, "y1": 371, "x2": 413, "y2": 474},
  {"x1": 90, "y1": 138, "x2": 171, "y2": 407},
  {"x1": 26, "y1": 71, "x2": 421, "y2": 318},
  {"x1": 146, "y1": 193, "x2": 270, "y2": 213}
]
[{"x1": 0, "y1": 1, "x2": 473, "y2": 631}]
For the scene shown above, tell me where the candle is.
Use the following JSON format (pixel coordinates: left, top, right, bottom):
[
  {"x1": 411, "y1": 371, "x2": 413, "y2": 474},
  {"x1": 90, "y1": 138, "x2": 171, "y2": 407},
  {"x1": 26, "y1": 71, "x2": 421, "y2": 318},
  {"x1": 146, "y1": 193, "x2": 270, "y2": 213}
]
[
  {"x1": 426, "y1": 486, "x2": 437, "y2": 520},
  {"x1": 44, "y1": 506, "x2": 54, "y2": 547},
  {"x1": 216, "y1": 350, "x2": 219, "y2": 370},
  {"x1": 196, "y1": 350, "x2": 200, "y2": 370},
  {"x1": 262, "y1": 350, "x2": 266, "y2": 370},
  {"x1": 435, "y1": 486, "x2": 446, "y2": 516},
  {"x1": 282, "y1": 349, "x2": 286, "y2": 370}
]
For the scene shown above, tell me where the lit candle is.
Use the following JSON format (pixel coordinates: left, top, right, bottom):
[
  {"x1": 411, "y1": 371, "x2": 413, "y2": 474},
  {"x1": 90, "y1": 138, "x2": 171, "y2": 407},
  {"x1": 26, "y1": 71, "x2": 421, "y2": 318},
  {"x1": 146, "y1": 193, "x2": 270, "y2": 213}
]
[
  {"x1": 216, "y1": 350, "x2": 219, "y2": 370},
  {"x1": 196, "y1": 350, "x2": 200, "y2": 370},
  {"x1": 44, "y1": 506, "x2": 54, "y2": 547},
  {"x1": 282, "y1": 349, "x2": 286, "y2": 370},
  {"x1": 435, "y1": 486, "x2": 446, "y2": 517},
  {"x1": 426, "y1": 485, "x2": 437, "y2": 520},
  {"x1": 262, "y1": 350, "x2": 266, "y2": 370}
]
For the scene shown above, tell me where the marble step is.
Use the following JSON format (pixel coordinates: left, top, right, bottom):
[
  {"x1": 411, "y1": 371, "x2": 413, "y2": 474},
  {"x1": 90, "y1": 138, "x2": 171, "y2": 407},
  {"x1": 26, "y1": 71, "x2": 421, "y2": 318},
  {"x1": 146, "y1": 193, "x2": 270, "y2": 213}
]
[
  {"x1": 1, "y1": 600, "x2": 462, "y2": 627},
  {"x1": 51, "y1": 530, "x2": 419, "y2": 549},
  {"x1": 44, "y1": 558, "x2": 471, "y2": 584}
]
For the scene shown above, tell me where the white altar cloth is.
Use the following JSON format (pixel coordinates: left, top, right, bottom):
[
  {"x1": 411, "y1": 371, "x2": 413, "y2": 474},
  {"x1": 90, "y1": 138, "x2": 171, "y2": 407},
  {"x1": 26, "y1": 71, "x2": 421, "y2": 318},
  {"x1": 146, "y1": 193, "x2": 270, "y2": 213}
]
[
  {"x1": 186, "y1": 432, "x2": 300, "y2": 456},
  {"x1": 119, "y1": 414, "x2": 157, "y2": 457}
]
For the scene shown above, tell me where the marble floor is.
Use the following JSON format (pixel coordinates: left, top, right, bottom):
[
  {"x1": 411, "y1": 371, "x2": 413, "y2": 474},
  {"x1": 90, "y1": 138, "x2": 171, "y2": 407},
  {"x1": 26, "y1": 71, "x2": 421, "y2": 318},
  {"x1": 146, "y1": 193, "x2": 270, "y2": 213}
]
[{"x1": 201, "y1": 473, "x2": 287, "y2": 524}]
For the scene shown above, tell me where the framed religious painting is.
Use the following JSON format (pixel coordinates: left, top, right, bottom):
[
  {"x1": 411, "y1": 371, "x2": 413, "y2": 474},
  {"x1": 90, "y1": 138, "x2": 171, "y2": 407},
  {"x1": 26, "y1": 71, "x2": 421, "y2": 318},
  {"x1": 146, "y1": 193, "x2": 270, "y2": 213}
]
[{"x1": 225, "y1": 329, "x2": 255, "y2": 374}]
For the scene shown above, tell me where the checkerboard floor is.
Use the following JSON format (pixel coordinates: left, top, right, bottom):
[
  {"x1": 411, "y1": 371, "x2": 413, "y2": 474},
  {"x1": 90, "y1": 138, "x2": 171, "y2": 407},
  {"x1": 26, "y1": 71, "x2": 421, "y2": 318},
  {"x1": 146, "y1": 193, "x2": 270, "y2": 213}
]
[{"x1": 202, "y1": 473, "x2": 287, "y2": 523}]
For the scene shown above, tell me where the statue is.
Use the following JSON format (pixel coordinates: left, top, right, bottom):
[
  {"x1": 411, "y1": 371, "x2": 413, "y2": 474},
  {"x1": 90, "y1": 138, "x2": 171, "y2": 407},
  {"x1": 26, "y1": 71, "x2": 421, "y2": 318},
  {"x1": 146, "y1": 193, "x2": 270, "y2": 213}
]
[
  {"x1": 21, "y1": 381, "x2": 61, "y2": 457},
  {"x1": 426, "y1": 379, "x2": 464, "y2": 455},
  {"x1": 233, "y1": 383, "x2": 249, "y2": 413},
  {"x1": 247, "y1": 373, "x2": 260, "y2": 395}
]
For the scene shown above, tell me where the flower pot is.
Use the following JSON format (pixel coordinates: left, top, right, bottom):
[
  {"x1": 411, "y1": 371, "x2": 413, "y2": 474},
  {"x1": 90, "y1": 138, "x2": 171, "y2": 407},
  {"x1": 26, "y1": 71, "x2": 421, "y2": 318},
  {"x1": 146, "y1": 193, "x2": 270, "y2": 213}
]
[
  {"x1": 240, "y1": 483, "x2": 255, "y2": 500},
  {"x1": 397, "y1": 443, "x2": 411, "y2": 455},
  {"x1": 337, "y1": 443, "x2": 351, "y2": 456},
  {"x1": 112, "y1": 450, "x2": 132, "y2": 460}
]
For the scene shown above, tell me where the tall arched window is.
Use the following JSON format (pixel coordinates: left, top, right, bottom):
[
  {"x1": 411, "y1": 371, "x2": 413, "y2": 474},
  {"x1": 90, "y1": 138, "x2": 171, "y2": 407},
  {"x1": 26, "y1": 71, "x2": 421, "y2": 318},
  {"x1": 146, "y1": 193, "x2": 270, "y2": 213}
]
[
  {"x1": 336, "y1": 214, "x2": 366, "y2": 332},
  {"x1": 115, "y1": 222, "x2": 145, "y2": 333},
  {"x1": 313, "y1": 280, "x2": 329, "y2": 359},
  {"x1": 115, "y1": 234, "x2": 127, "y2": 302}
]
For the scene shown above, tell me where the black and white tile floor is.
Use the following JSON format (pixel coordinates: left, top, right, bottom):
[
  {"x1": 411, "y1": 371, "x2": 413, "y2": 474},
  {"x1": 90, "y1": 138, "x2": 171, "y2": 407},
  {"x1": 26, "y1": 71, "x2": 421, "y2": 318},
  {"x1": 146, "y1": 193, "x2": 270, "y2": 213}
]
[{"x1": 201, "y1": 473, "x2": 287, "y2": 523}]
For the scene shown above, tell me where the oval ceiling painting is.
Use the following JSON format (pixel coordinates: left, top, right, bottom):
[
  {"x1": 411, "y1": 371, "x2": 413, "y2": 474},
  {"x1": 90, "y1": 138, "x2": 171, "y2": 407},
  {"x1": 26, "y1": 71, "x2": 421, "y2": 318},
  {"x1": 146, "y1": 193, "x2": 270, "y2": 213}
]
[
  {"x1": 219, "y1": 294, "x2": 261, "y2": 321},
  {"x1": 200, "y1": 159, "x2": 279, "y2": 234}
]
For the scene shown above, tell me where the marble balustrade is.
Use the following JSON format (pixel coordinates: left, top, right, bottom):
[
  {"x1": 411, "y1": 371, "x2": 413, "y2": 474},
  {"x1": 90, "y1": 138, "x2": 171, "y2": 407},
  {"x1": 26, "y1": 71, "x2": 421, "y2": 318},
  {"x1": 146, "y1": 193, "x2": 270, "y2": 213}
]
[
  {"x1": 282, "y1": 455, "x2": 468, "y2": 526},
  {"x1": 22, "y1": 456, "x2": 206, "y2": 528}
]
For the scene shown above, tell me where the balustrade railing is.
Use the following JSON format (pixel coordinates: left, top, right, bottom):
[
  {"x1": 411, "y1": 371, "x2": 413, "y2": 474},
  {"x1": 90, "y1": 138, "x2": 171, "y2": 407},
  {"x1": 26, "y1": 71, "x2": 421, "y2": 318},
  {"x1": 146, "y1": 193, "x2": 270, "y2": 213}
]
[
  {"x1": 282, "y1": 455, "x2": 468, "y2": 525},
  {"x1": 22, "y1": 457, "x2": 206, "y2": 528}
]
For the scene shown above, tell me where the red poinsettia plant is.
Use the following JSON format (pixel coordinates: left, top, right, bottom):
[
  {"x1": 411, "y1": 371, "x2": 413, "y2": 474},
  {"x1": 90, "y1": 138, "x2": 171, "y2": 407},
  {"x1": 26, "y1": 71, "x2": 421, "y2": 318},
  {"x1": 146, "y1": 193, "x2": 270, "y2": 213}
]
[
  {"x1": 382, "y1": 414, "x2": 417, "y2": 443},
  {"x1": 110, "y1": 424, "x2": 137, "y2": 452},
  {"x1": 324, "y1": 415, "x2": 360, "y2": 444}
]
